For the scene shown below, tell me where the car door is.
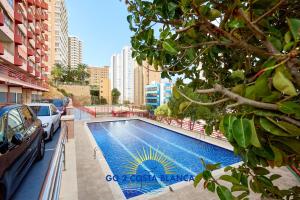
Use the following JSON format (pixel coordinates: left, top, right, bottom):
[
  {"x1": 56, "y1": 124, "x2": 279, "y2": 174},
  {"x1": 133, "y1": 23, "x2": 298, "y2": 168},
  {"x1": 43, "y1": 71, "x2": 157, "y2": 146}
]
[
  {"x1": 50, "y1": 105, "x2": 60, "y2": 130},
  {"x1": 4, "y1": 108, "x2": 30, "y2": 196},
  {"x1": 18, "y1": 106, "x2": 39, "y2": 160}
]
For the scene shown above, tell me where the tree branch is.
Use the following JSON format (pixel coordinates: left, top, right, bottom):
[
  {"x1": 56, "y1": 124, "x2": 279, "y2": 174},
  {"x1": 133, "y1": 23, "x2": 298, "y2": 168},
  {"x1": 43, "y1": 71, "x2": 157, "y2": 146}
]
[
  {"x1": 253, "y1": 0, "x2": 286, "y2": 24},
  {"x1": 177, "y1": 88, "x2": 230, "y2": 106}
]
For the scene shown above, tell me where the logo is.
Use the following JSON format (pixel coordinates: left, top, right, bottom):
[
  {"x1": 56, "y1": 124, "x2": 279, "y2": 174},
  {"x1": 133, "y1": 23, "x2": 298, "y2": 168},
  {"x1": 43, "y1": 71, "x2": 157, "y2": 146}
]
[{"x1": 105, "y1": 146, "x2": 195, "y2": 198}]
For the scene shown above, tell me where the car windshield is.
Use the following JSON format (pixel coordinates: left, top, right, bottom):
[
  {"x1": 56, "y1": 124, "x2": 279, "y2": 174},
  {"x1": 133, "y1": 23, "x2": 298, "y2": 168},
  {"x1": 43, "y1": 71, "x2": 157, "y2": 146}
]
[
  {"x1": 51, "y1": 99, "x2": 63, "y2": 107},
  {"x1": 30, "y1": 106, "x2": 50, "y2": 116}
]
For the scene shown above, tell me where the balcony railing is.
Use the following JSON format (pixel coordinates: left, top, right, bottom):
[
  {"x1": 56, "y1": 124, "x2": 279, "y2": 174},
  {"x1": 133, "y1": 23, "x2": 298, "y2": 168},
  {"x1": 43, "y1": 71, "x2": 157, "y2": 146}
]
[
  {"x1": 35, "y1": 27, "x2": 41, "y2": 35},
  {"x1": 27, "y1": 62, "x2": 34, "y2": 73},
  {"x1": 35, "y1": 69, "x2": 41, "y2": 77},
  {"x1": 14, "y1": 55, "x2": 23, "y2": 66},
  {"x1": 0, "y1": 43, "x2": 4, "y2": 55},
  {"x1": 27, "y1": 30, "x2": 34, "y2": 39},
  {"x1": 28, "y1": 13, "x2": 34, "y2": 22},
  {"x1": 35, "y1": 56, "x2": 40, "y2": 63},
  {"x1": 14, "y1": 33, "x2": 22, "y2": 45},
  {"x1": 0, "y1": 12, "x2": 4, "y2": 26},
  {"x1": 14, "y1": 11, "x2": 22, "y2": 24},
  {"x1": 27, "y1": 0, "x2": 34, "y2": 5},
  {"x1": 36, "y1": 42, "x2": 41, "y2": 49},
  {"x1": 41, "y1": 1, "x2": 48, "y2": 9},
  {"x1": 27, "y1": 47, "x2": 34, "y2": 56}
]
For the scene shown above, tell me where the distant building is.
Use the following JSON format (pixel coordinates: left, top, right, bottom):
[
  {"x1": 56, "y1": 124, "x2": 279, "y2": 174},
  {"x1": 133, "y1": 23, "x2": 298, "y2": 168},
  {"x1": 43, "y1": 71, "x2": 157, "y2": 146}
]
[
  {"x1": 145, "y1": 82, "x2": 172, "y2": 108},
  {"x1": 87, "y1": 66, "x2": 111, "y2": 104},
  {"x1": 134, "y1": 62, "x2": 161, "y2": 106},
  {"x1": 110, "y1": 46, "x2": 134, "y2": 103},
  {"x1": 68, "y1": 36, "x2": 82, "y2": 68},
  {"x1": 46, "y1": 0, "x2": 69, "y2": 67}
]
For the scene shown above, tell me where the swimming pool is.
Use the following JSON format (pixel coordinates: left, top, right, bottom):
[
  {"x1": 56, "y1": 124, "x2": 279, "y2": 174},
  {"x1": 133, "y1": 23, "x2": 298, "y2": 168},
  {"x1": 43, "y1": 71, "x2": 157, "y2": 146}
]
[{"x1": 87, "y1": 119, "x2": 241, "y2": 199}]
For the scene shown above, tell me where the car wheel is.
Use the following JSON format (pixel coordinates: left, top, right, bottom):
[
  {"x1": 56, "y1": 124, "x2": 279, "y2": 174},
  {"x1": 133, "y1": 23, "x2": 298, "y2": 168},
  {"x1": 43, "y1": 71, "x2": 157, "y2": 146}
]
[
  {"x1": 49, "y1": 125, "x2": 54, "y2": 141},
  {"x1": 36, "y1": 137, "x2": 45, "y2": 161}
]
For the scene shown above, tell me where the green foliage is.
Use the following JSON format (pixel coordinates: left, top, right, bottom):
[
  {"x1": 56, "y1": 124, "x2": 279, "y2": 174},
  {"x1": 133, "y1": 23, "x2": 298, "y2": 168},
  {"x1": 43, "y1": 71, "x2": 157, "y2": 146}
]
[
  {"x1": 127, "y1": 0, "x2": 300, "y2": 199},
  {"x1": 154, "y1": 104, "x2": 170, "y2": 118},
  {"x1": 111, "y1": 88, "x2": 121, "y2": 105},
  {"x1": 51, "y1": 63, "x2": 90, "y2": 85}
]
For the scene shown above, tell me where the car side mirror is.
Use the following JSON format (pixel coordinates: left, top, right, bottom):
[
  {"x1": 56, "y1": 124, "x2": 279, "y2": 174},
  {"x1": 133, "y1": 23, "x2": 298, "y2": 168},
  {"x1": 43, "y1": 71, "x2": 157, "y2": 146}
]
[
  {"x1": 11, "y1": 133, "x2": 24, "y2": 145},
  {"x1": 0, "y1": 139, "x2": 9, "y2": 154}
]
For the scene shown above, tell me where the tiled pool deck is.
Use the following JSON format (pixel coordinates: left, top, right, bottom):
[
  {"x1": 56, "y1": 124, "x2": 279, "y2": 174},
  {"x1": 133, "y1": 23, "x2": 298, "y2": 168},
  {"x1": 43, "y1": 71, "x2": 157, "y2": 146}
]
[{"x1": 61, "y1": 115, "x2": 300, "y2": 200}]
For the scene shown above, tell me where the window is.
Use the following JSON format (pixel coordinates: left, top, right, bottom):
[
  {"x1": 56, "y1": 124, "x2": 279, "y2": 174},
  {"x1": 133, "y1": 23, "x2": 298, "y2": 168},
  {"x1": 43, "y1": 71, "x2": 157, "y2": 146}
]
[
  {"x1": 19, "y1": 106, "x2": 34, "y2": 128},
  {"x1": 7, "y1": 109, "x2": 25, "y2": 142},
  {"x1": 0, "y1": 115, "x2": 7, "y2": 145},
  {"x1": 0, "y1": 92, "x2": 7, "y2": 103},
  {"x1": 30, "y1": 106, "x2": 50, "y2": 116}
]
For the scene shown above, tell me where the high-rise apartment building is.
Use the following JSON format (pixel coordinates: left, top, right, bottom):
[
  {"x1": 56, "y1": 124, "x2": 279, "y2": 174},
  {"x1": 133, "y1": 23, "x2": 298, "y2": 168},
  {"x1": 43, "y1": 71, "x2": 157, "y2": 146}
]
[
  {"x1": 134, "y1": 62, "x2": 161, "y2": 106},
  {"x1": 87, "y1": 66, "x2": 111, "y2": 104},
  {"x1": 0, "y1": 0, "x2": 49, "y2": 104},
  {"x1": 110, "y1": 46, "x2": 134, "y2": 103},
  {"x1": 145, "y1": 81, "x2": 172, "y2": 108},
  {"x1": 68, "y1": 36, "x2": 82, "y2": 68},
  {"x1": 46, "y1": 0, "x2": 68, "y2": 69}
]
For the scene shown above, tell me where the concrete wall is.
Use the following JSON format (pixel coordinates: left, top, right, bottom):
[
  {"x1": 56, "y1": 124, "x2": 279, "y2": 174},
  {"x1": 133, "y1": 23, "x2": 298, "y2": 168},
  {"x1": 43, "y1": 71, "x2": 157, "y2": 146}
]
[{"x1": 59, "y1": 84, "x2": 91, "y2": 105}]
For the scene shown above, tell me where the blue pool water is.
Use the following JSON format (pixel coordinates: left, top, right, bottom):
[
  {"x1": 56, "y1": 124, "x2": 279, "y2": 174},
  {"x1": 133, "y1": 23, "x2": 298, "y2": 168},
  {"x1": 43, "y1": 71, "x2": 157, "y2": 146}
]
[{"x1": 88, "y1": 120, "x2": 241, "y2": 199}]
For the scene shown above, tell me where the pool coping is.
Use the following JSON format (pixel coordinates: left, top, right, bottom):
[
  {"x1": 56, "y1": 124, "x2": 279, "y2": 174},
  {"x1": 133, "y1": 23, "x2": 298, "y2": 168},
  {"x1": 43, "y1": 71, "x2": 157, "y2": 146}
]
[{"x1": 83, "y1": 117, "x2": 243, "y2": 200}]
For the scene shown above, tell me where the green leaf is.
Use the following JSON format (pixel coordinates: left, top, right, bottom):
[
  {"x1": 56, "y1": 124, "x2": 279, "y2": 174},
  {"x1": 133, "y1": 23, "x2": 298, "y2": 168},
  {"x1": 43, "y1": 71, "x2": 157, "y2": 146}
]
[
  {"x1": 205, "y1": 124, "x2": 213, "y2": 135},
  {"x1": 260, "y1": 117, "x2": 290, "y2": 137},
  {"x1": 257, "y1": 176, "x2": 273, "y2": 187},
  {"x1": 250, "y1": 180, "x2": 260, "y2": 193},
  {"x1": 223, "y1": 115, "x2": 237, "y2": 142},
  {"x1": 207, "y1": 182, "x2": 216, "y2": 192},
  {"x1": 245, "y1": 85, "x2": 256, "y2": 100},
  {"x1": 253, "y1": 167, "x2": 269, "y2": 175},
  {"x1": 231, "y1": 70, "x2": 245, "y2": 81},
  {"x1": 224, "y1": 166, "x2": 233, "y2": 172},
  {"x1": 271, "y1": 138, "x2": 300, "y2": 154},
  {"x1": 194, "y1": 173, "x2": 203, "y2": 187},
  {"x1": 216, "y1": 186, "x2": 234, "y2": 200},
  {"x1": 231, "y1": 185, "x2": 249, "y2": 192},
  {"x1": 288, "y1": 18, "x2": 300, "y2": 41},
  {"x1": 276, "y1": 121, "x2": 300, "y2": 136},
  {"x1": 228, "y1": 19, "x2": 245, "y2": 29},
  {"x1": 270, "y1": 174, "x2": 281, "y2": 181},
  {"x1": 267, "y1": 36, "x2": 282, "y2": 51},
  {"x1": 206, "y1": 163, "x2": 221, "y2": 171},
  {"x1": 203, "y1": 171, "x2": 212, "y2": 180},
  {"x1": 284, "y1": 31, "x2": 292, "y2": 43},
  {"x1": 249, "y1": 118, "x2": 261, "y2": 148},
  {"x1": 261, "y1": 91, "x2": 281, "y2": 103},
  {"x1": 273, "y1": 70, "x2": 297, "y2": 96},
  {"x1": 278, "y1": 101, "x2": 300, "y2": 118},
  {"x1": 219, "y1": 175, "x2": 240, "y2": 185},
  {"x1": 172, "y1": 86, "x2": 180, "y2": 99},
  {"x1": 232, "y1": 118, "x2": 252, "y2": 148},
  {"x1": 254, "y1": 72, "x2": 271, "y2": 98},
  {"x1": 179, "y1": 101, "x2": 191, "y2": 113},
  {"x1": 270, "y1": 145, "x2": 283, "y2": 167},
  {"x1": 162, "y1": 41, "x2": 178, "y2": 55},
  {"x1": 283, "y1": 41, "x2": 294, "y2": 52}
]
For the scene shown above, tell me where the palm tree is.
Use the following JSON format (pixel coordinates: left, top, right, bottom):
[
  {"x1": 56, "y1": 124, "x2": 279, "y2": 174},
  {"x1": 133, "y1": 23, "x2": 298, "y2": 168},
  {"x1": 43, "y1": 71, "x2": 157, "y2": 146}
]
[
  {"x1": 51, "y1": 63, "x2": 64, "y2": 85},
  {"x1": 111, "y1": 88, "x2": 121, "y2": 104},
  {"x1": 76, "y1": 64, "x2": 90, "y2": 84}
]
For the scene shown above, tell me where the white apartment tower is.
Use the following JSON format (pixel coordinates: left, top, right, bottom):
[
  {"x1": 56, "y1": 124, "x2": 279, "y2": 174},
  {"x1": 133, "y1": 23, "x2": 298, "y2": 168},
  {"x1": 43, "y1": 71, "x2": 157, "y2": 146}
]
[
  {"x1": 54, "y1": 0, "x2": 69, "y2": 66},
  {"x1": 110, "y1": 46, "x2": 134, "y2": 103},
  {"x1": 68, "y1": 36, "x2": 83, "y2": 68}
]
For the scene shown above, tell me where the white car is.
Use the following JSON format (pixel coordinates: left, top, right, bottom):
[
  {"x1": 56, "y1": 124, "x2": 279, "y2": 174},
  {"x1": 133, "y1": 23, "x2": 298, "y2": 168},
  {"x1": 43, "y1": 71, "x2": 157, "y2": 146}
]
[{"x1": 28, "y1": 103, "x2": 61, "y2": 141}]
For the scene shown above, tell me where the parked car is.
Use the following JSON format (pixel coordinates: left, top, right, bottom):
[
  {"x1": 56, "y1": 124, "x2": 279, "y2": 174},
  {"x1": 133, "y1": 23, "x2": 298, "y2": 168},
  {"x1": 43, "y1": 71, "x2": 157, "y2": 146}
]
[
  {"x1": 0, "y1": 104, "x2": 45, "y2": 200},
  {"x1": 28, "y1": 103, "x2": 61, "y2": 141},
  {"x1": 42, "y1": 99, "x2": 66, "y2": 115}
]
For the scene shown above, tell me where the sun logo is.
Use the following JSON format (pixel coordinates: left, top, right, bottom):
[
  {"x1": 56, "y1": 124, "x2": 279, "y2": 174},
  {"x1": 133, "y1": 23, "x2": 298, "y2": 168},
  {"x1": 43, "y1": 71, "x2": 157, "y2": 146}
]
[{"x1": 124, "y1": 147, "x2": 175, "y2": 175}]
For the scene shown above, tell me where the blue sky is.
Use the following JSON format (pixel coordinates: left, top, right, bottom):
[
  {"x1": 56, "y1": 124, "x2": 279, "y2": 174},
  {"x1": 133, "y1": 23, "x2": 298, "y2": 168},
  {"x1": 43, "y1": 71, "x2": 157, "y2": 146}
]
[{"x1": 67, "y1": 0, "x2": 132, "y2": 67}]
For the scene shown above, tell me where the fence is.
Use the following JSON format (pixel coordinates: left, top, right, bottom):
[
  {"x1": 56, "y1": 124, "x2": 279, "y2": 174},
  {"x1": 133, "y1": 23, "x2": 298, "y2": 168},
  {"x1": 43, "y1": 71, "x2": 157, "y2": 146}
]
[{"x1": 39, "y1": 123, "x2": 68, "y2": 200}]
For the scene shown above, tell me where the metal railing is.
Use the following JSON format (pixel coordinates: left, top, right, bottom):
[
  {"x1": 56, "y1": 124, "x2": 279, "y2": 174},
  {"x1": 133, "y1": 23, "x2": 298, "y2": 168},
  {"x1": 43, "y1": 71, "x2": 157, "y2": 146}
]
[{"x1": 39, "y1": 123, "x2": 68, "y2": 200}]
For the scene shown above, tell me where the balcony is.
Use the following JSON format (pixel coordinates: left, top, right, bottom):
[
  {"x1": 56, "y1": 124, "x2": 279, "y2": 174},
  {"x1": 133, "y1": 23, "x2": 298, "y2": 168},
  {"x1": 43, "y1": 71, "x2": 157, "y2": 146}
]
[
  {"x1": 14, "y1": 33, "x2": 22, "y2": 45},
  {"x1": 43, "y1": 44, "x2": 48, "y2": 51},
  {"x1": 44, "y1": 34, "x2": 48, "y2": 41},
  {"x1": 44, "y1": 65, "x2": 48, "y2": 72},
  {"x1": 36, "y1": 41, "x2": 41, "y2": 49},
  {"x1": 27, "y1": 30, "x2": 34, "y2": 39},
  {"x1": 28, "y1": 13, "x2": 34, "y2": 22},
  {"x1": 44, "y1": 54, "x2": 48, "y2": 62},
  {"x1": 27, "y1": 62, "x2": 34, "y2": 73},
  {"x1": 35, "y1": 56, "x2": 40, "y2": 63},
  {"x1": 14, "y1": 55, "x2": 23, "y2": 66},
  {"x1": 35, "y1": 28, "x2": 41, "y2": 35},
  {"x1": 27, "y1": 0, "x2": 34, "y2": 5},
  {"x1": 0, "y1": 43, "x2": 4, "y2": 55},
  {"x1": 43, "y1": 23, "x2": 48, "y2": 31},
  {"x1": 0, "y1": 12, "x2": 4, "y2": 26},
  {"x1": 35, "y1": 69, "x2": 41, "y2": 78},
  {"x1": 35, "y1": 0, "x2": 41, "y2": 7},
  {"x1": 14, "y1": 11, "x2": 23, "y2": 24},
  {"x1": 27, "y1": 47, "x2": 34, "y2": 56},
  {"x1": 41, "y1": 63, "x2": 46, "y2": 69},
  {"x1": 35, "y1": 13, "x2": 41, "y2": 20},
  {"x1": 41, "y1": 1, "x2": 48, "y2": 9}
]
